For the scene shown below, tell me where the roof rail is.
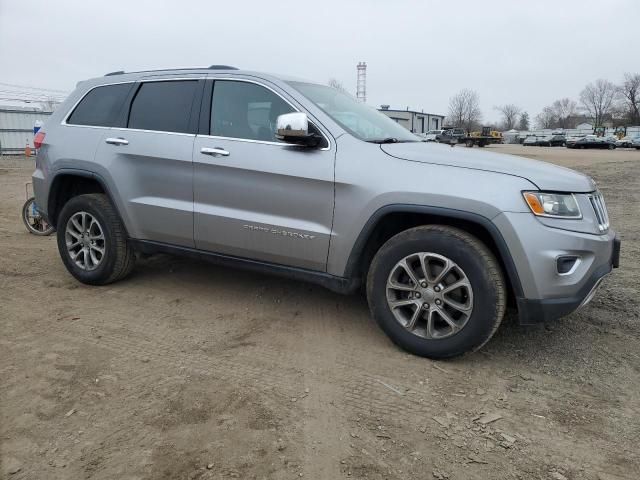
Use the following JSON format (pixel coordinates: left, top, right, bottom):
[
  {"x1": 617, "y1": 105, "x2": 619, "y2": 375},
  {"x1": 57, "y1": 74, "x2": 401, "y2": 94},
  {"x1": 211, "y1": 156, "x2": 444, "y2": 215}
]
[{"x1": 104, "y1": 66, "x2": 238, "y2": 77}]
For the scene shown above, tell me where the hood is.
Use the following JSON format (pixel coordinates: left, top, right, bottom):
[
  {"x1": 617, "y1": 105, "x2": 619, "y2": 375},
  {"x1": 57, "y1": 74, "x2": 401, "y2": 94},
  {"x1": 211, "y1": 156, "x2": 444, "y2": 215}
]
[{"x1": 380, "y1": 143, "x2": 595, "y2": 192}]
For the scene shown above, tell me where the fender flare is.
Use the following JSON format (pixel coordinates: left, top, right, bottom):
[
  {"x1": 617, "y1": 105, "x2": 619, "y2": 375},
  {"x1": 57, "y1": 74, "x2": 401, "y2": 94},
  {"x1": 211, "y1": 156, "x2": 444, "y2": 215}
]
[
  {"x1": 47, "y1": 168, "x2": 127, "y2": 232},
  {"x1": 343, "y1": 204, "x2": 524, "y2": 298}
]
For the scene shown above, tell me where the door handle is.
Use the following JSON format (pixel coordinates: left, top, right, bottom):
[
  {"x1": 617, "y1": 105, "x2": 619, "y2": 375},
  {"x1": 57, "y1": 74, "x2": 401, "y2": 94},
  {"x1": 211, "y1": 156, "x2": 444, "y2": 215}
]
[
  {"x1": 200, "y1": 147, "x2": 230, "y2": 157},
  {"x1": 105, "y1": 137, "x2": 129, "y2": 146}
]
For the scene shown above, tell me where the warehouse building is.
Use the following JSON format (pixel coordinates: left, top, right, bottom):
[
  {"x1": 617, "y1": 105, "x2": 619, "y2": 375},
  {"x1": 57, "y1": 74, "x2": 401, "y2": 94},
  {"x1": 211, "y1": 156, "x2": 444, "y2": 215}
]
[
  {"x1": 0, "y1": 106, "x2": 52, "y2": 154},
  {"x1": 378, "y1": 105, "x2": 445, "y2": 134}
]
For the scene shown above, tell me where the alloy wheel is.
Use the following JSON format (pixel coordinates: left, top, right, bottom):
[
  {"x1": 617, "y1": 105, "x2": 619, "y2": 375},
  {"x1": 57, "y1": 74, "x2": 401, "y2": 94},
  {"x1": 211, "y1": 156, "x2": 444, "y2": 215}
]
[
  {"x1": 65, "y1": 211, "x2": 105, "y2": 271},
  {"x1": 386, "y1": 252, "x2": 474, "y2": 339}
]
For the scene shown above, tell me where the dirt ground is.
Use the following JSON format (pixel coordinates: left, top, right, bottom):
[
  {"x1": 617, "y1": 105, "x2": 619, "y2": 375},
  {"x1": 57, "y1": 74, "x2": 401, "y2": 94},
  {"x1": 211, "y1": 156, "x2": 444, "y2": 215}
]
[{"x1": 1, "y1": 145, "x2": 639, "y2": 480}]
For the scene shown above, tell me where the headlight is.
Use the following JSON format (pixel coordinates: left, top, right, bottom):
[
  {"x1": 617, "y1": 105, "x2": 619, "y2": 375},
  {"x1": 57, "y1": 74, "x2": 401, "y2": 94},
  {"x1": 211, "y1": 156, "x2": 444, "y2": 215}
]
[{"x1": 522, "y1": 191, "x2": 581, "y2": 218}]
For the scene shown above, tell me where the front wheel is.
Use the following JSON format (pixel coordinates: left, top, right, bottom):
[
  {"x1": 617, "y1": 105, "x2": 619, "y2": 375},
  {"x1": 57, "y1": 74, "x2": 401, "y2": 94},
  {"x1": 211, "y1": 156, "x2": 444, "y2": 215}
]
[
  {"x1": 56, "y1": 194, "x2": 136, "y2": 285},
  {"x1": 367, "y1": 226, "x2": 506, "y2": 359}
]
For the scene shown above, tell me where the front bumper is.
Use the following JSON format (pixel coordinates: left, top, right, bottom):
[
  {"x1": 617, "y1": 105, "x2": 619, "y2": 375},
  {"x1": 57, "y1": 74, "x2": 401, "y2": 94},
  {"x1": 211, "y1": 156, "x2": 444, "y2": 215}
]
[
  {"x1": 494, "y1": 212, "x2": 620, "y2": 325},
  {"x1": 516, "y1": 240, "x2": 618, "y2": 324}
]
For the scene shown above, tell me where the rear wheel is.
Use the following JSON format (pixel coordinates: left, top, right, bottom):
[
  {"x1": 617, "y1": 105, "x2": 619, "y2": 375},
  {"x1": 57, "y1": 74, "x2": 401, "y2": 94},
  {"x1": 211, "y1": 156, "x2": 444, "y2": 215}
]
[
  {"x1": 367, "y1": 226, "x2": 506, "y2": 359},
  {"x1": 56, "y1": 194, "x2": 135, "y2": 285}
]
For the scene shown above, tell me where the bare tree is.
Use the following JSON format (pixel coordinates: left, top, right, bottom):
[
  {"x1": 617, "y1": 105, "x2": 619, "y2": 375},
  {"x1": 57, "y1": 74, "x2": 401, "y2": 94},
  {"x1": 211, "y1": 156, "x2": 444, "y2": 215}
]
[
  {"x1": 518, "y1": 111, "x2": 530, "y2": 131},
  {"x1": 618, "y1": 73, "x2": 640, "y2": 124},
  {"x1": 447, "y1": 89, "x2": 482, "y2": 132},
  {"x1": 580, "y1": 79, "x2": 618, "y2": 127},
  {"x1": 535, "y1": 106, "x2": 556, "y2": 129},
  {"x1": 494, "y1": 104, "x2": 522, "y2": 130},
  {"x1": 328, "y1": 78, "x2": 347, "y2": 93},
  {"x1": 550, "y1": 98, "x2": 578, "y2": 128}
]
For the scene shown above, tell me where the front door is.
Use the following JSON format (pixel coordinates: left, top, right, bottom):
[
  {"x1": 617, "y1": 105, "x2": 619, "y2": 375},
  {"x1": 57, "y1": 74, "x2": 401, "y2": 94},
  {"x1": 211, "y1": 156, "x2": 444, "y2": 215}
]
[{"x1": 193, "y1": 79, "x2": 335, "y2": 271}]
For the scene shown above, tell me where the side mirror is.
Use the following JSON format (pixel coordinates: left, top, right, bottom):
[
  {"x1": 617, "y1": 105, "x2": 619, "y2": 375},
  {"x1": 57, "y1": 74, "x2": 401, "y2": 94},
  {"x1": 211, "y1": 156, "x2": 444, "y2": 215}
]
[{"x1": 276, "y1": 112, "x2": 321, "y2": 147}]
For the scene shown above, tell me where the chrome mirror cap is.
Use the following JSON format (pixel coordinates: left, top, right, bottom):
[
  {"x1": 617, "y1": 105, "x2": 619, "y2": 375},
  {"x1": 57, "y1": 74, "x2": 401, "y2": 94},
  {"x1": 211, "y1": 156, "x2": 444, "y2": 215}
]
[{"x1": 276, "y1": 112, "x2": 309, "y2": 139}]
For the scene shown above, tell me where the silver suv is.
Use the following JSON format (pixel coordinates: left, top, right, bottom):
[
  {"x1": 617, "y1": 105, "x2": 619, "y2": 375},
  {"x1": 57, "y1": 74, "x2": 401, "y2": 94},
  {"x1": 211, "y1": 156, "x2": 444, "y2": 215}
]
[{"x1": 33, "y1": 66, "x2": 620, "y2": 358}]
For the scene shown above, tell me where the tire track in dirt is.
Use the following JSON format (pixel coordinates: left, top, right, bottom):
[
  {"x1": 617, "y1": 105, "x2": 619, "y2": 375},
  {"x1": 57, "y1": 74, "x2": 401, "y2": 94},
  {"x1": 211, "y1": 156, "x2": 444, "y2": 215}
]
[{"x1": 296, "y1": 302, "x2": 352, "y2": 478}]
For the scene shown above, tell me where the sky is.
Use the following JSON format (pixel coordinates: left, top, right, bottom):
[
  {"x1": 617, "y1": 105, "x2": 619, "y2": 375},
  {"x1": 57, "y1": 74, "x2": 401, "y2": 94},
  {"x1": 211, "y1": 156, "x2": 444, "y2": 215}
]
[{"x1": 1, "y1": 0, "x2": 638, "y2": 123}]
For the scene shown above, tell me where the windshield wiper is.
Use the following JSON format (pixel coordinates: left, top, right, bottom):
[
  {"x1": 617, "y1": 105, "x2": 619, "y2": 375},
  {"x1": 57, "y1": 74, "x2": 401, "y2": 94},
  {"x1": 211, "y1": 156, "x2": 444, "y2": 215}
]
[{"x1": 367, "y1": 137, "x2": 400, "y2": 144}]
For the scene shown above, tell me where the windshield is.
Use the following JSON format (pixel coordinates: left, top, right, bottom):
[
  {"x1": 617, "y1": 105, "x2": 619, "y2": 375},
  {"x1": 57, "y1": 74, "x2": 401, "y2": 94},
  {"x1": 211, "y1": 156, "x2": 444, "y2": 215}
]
[{"x1": 288, "y1": 81, "x2": 420, "y2": 143}]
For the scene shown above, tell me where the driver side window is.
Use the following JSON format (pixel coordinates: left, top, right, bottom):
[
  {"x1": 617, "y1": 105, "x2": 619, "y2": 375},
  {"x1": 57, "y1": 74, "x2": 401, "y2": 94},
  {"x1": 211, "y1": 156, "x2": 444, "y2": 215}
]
[{"x1": 211, "y1": 80, "x2": 294, "y2": 142}]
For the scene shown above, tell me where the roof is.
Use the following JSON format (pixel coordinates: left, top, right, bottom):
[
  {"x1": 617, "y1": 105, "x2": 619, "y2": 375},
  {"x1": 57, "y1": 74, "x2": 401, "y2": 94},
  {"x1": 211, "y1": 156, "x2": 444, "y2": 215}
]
[{"x1": 378, "y1": 108, "x2": 445, "y2": 118}]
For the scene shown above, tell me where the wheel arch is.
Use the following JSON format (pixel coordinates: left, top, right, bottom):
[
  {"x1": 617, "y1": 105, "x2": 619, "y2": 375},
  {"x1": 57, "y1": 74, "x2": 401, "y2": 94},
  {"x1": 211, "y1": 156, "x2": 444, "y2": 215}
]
[
  {"x1": 344, "y1": 205, "x2": 524, "y2": 302},
  {"x1": 47, "y1": 169, "x2": 125, "y2": 232}
]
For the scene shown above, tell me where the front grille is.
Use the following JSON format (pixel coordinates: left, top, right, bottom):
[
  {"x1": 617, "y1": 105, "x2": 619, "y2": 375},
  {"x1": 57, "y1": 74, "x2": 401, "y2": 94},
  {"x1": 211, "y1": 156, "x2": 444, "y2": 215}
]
[{"x1": 588, "y1": 191, "x2": 610, "y2": 232}]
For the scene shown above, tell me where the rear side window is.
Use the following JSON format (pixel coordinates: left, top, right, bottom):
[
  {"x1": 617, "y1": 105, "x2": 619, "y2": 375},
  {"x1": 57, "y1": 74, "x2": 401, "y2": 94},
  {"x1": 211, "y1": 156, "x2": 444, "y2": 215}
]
[
  {"x1": 128, "y1": 81, "x2": 197, "y2": 133},
  {"x1": 66, "y1": 83, "x2": 132, "y2": 127}
]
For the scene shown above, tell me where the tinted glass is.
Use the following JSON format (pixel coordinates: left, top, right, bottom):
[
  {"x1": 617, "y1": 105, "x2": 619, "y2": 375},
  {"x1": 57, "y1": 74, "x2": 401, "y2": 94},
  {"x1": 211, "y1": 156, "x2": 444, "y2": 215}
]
[
  {"x1": 211, "y1": 81, "x2": 294, "y2": 142},
  {"x1": 67, "y1": 83, "x2": 132, "y2": 127},
  {"x1": 128, "y1": 81, "x2": 197, "y2": 133}
]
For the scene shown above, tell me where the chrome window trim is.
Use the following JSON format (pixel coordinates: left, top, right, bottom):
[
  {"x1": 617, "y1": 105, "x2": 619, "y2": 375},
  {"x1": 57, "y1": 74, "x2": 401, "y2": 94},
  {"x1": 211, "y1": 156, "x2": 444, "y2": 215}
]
[
  {"x1": 197, "y1": 134, "x2": 307, "y2": 147},
  {"x1": 109, "y1": 127, "x2": 196, "y2": 137},
  {"x1": 207, "y1": 76, "x2": 332, "y2": 152}
]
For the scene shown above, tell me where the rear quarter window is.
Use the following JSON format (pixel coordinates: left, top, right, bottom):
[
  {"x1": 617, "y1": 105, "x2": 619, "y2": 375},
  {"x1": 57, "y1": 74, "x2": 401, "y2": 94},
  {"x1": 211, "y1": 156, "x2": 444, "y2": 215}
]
[{"x1": 66, "y1": 83, "x2": 133, "y2": 127}]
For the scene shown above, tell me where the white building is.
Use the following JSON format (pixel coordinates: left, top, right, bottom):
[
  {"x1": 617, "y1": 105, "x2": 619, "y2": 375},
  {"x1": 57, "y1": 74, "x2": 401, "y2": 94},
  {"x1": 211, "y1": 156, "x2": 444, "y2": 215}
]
[
  {"x1": 378, "y1": 106, "x2": 445, "y2": 134},
  {"x1": 0, "y1": 105, "x2": 53, "y2": 154}
]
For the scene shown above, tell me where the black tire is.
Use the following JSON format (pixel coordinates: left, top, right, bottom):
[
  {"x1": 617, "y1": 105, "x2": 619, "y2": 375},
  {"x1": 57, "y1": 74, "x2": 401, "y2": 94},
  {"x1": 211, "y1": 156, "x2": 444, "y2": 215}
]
[
  {"x1": 56, "y1": 193, "x2": 135, "y2": 285},
  {"x1": 366, "y1": 225, "x2": 506, "y2": 359}
]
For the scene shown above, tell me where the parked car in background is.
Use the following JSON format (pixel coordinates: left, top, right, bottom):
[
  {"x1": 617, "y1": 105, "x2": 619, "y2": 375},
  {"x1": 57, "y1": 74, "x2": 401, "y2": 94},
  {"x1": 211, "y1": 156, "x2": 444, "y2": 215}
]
[
  {"x1": 535, "y1": 135, "x2": 551, "y2": 146},
  {"x1": 565, "y1": 134, "x2": 586, "y2": 148},
  {"x1": 633, "y1": 136, "x2": 640, "y2": 149},
  {"x1": 424, "y1": 129, "x2": 444, "y2": 142},
  {"x1": 567, "y1": 135, "x2": 616, "y2": 149},
  {"x1": 545, "y1": 134, "x2": 566, "y2": 147},
  {"x1": 615, "y1": 136, "x2": 639, "y2": 148},
  {"x1": 437, "y1": 128, "x2": 466, "y2": 143},
  {"x1": 523, "y1": 135, "x2": 538, "y2": 146}
]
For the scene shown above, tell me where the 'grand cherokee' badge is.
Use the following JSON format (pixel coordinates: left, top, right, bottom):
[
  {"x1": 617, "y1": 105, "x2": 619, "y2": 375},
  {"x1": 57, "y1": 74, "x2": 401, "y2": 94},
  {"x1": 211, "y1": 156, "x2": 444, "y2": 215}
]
[{"x1": 243, "y1": 224, "x2": 316, "y2": 240}]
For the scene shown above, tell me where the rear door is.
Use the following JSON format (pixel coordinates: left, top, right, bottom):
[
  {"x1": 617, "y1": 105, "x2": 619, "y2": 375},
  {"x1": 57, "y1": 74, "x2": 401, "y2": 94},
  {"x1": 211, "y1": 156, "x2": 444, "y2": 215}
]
[
  {"x1": 94, "y1": 78, "x2": 203, "y2": 247},
  {"x1": 192, "y1": 78, "x2": 335, "y2": 271}
]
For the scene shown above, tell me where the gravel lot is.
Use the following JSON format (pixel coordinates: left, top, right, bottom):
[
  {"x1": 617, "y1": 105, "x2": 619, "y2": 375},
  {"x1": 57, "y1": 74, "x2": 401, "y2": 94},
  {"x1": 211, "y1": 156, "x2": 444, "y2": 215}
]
[{"x1": 1, "y1": 145, "x2": 639, "y2": 480}]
